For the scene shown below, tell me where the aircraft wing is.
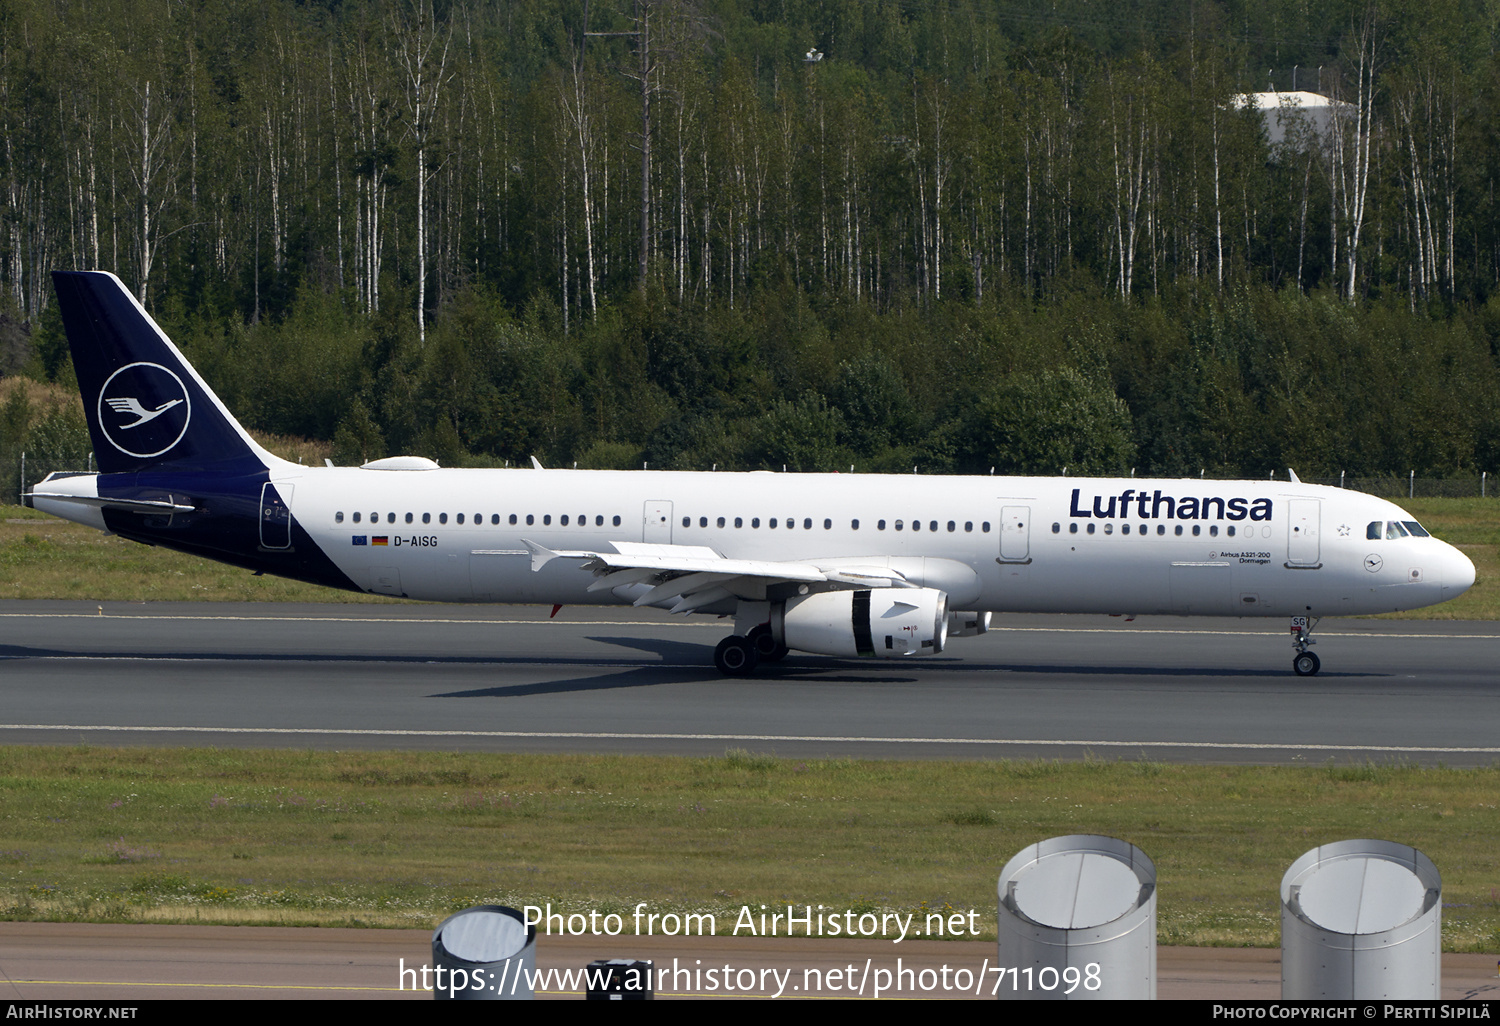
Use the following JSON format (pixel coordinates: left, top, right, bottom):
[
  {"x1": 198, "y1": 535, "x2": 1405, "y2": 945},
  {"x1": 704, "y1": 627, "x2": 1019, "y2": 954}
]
[{"x1": 521, "y1": 539, "x2": 911, "y2": 613}]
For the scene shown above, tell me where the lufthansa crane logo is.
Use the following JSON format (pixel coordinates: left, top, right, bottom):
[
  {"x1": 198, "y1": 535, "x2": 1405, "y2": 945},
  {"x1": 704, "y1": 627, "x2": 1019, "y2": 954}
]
[{"x1": 97, "y1": 362, "x2": 191, "y2": 458}]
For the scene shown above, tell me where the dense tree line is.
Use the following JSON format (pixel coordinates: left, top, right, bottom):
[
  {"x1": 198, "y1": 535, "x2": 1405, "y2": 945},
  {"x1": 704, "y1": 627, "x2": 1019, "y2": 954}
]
[{"x1": 1, "y1": 0, "x2": 1499, "y2": 495}]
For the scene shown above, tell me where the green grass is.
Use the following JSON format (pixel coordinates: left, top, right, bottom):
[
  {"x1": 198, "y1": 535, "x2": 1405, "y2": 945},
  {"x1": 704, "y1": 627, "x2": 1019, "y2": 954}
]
[
  {"x1": 0, "y1": 506, "x2": 397, "y2": 603},
  {"x1": 2, "y1": 746, "x2": 1497, "y2": 950}
]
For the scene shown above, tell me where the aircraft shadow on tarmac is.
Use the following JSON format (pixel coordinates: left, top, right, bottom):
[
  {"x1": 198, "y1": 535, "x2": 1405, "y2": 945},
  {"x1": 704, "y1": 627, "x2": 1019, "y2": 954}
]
[
  {"x1": 428, "y1": 636, "x2": 920, "y2": 697},
  {"x1": 0, "y1": 637, "x2": 1378, "y2": 684},
  {"x1": 423, "y1": 636, "x2": 1383, "y2": 698}
]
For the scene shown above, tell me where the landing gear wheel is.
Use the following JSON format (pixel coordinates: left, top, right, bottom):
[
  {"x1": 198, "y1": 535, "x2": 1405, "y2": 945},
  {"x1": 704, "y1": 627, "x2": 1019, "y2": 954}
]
[
  {"x1": 714, "y1": 635, "x2": 760, "y2": 677},
  {"x1": 1290, "y1": 615, "x2": 1321, "y2": 677},
  {"x1": 1293, "y1": 651, "x2": 1321, "y2": 677},
  {"x1": 747, "y1": 624, "x2": 788, "y2": 662}
]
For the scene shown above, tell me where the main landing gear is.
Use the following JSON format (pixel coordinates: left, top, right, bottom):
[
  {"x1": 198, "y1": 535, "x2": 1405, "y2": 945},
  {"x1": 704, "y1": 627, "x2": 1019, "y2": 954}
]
[
  {"x1": 713, "y1": 625, "x2": 788, "y2": 677},
  {"x1": 1291, "y1": 616, "x2": 1320, "y2": 676},
  {"x1": 714, "y1": 635, "x2": 758, "y2": 676}
]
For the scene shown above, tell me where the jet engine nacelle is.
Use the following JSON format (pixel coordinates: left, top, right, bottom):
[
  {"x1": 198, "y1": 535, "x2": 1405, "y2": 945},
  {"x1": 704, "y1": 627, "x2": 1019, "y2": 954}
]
[
  {"x1": 776, "y1": 587, "x2": 948, "y2": 658},
  {"x1": 947, "y1": 610, "x2": 990, "y2": 637}
]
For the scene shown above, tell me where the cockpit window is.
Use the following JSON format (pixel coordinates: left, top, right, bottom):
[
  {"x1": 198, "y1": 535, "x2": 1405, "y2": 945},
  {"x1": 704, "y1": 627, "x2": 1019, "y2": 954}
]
[
  {"x1": 1367, "y1": 522, "x2": 1381, "y2": 540},
  {"x1": 1385, "y1": 521, "x2": 1410, "y2": 540},
  {"x1": 1403, "y1": 521, "x2": 1431, "y2": 538}
]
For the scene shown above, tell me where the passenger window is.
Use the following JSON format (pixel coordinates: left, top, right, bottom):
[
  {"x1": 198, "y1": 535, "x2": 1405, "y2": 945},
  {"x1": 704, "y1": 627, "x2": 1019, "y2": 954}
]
[
  {"x1": 895, "y1": 520, "x2": 904, "y2": 531},
  {"x1": 1367, "y1": 521, "x2": 1382, "y2": 540},
  {"x1": 769, "y1": 518, "x2": 777, "y2": 528},
  {"x1": 1139, "y1": 524, "x2": 1145, "y2": 535},
  {"x1": 717, "y1": 517, "x2": 726, "y2": 528},
  {"x1": 351, "y1": 512, "x2": 359, "y2": 523},
  {"x1": 1157, "y1": 525, "x2": 1165, "y2": 535},
  {"x1": 1227, "y1": 526, "x2": 1235, "y2": 537},
  {"x1": 406, "y1": 513, "x2": 413, "y2": 524},
  {"x1": 561, "y1": 515, "x2": 569, "y2": 526},
  {"x1": 1123, "y1": 524, "x2": 1131, "y2": 535},
  {"x1": 524, "y1": 514, "x2": 533, "y2": 526},
  {"x1": 509, "y1": 514, "x2": 517, "y2": 525},
  {"x1": 1104, "y1": 523, "x2": 1113, "y2": 535},
  {"x1": 1087, "y1": 523, "x2": 1096, "y2": 534},
  {"x1": 752, "y1": 518, "x2": 760, "y2": 528},
  {"x1": 851, "y1": 519, "x2": 859, "y2": 530},
  {"x1": 440, "y1": 513, "x2": 448, "y2": 524},
  {"x1": 456, "y1": 514, "x2": 464, "y2": 524},
  {"x1": 1209, "y1": 525, "x2": 1218, "y2": 536},
  {"x1": 700, "y1": 517, "x2": 708, "y2": 528},
  {"x1": 805, "y1": 518, "x2": 813, "y2": 529},
  {"x1": 734, "y1": 517, "x2": 743, "y2": 528},
  {"x1": 612, "y1": 515, "x2": 621, "y2": 526},
  {"x1": 878, "y1": 520, "x2": 886, "y2": 530},
  {"x1": 964, "y1": 522, "x2": 973, "y2": 532},
  {"x1": 335, "y1": 511, "x2": 344, "y2": 523},
  {"x1": 1051, "y1": 523, "x2": 1060, "y2": 534},
  {"x1": 948, "y1": 521, "x2": 956, "y2": 532},
  {"x1": 1069, "y1": 523, "x2": 1078, "y2": 534},
  {"x1": 912, "y1": 520, "x2": 920, "y2": 532},
  {"x1": 596, "y1": 516, "x2": 604, "y2": 526},
  {"x1": 982, "y1": 522, "x2": 991, "y2": 532},
  {"x1": 1174, "y1": 525, "x2": 1182, "y2": 536},
  {"x1": 1192, "y1": 525, "x2": 1200, "y2": 536},
  {"x1": 929, "y1": 521, "x2": 938, "y2": 532},
  {"x1": 492, "y1": 515, "x2": 500, "y2": 525},
  {"x1": 387, "y1": 513, "x2": 396, "y2": 524},
  {"x1": 543, "y1": 514, "x2": 552, "y2": 525},
  {"x1": 682, "y1": 516, "x2": 690, "y2": 528},
  {"x1": 424, "y1": 513, "x2": 433, "y2": 524}
]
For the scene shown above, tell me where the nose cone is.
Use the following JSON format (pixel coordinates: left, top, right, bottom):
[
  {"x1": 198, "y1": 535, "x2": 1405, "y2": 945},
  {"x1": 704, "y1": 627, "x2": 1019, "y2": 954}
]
[{"x1": 1443, "y1": 545, "x2": 1476, "y2": 600}]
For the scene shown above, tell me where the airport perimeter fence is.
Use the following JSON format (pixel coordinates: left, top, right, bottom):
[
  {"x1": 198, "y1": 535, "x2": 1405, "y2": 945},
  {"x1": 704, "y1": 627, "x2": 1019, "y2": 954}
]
[{"x1": 1306, "y1": 474, "x2": 1495, "y2": 499}]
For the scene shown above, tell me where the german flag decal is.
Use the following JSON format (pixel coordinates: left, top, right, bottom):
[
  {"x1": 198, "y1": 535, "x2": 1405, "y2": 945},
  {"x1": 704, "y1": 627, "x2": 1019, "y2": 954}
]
[{"x1": 372, "y1": 536, "x2": 389, "y2": 546}]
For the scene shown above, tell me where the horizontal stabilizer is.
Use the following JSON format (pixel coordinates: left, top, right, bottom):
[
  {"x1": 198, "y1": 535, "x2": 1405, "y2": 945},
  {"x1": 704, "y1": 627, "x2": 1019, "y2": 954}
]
[{"x1": 27, "y1": 492, "x2": 197, "y2": 514}]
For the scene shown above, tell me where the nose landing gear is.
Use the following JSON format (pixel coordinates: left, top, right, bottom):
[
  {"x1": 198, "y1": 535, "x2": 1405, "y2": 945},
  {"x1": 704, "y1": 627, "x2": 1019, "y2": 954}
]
[{"x1": 1291, "y1": 616, "x2": 1320, "y2": 676}]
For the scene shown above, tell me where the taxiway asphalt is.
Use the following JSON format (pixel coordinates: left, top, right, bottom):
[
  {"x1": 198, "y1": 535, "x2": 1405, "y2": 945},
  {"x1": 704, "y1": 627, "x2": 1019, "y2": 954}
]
[{"x1": 1, "y1": 601, "x2": 1495, "y2": 764}]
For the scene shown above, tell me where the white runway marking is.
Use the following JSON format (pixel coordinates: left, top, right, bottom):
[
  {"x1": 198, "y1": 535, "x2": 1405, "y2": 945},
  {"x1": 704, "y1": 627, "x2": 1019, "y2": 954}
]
[{"x1": 2, "y1": 723, "x2": 1497, "y2": 755}]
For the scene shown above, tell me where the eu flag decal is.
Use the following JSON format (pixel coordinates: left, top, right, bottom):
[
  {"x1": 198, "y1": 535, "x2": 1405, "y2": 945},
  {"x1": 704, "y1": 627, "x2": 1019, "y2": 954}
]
[{"x1": 352, "y1": 536, "x2": 368, "y2": 546}]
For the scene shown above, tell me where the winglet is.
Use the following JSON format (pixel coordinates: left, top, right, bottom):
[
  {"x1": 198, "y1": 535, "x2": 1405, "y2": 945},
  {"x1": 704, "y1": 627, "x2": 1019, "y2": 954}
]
[
  {"x1": 1288, "y1": 468, "x2": 1301, "y2": 484},
  {"x1": 530, "y1": 455, "x2": 545, "y2": 470}
]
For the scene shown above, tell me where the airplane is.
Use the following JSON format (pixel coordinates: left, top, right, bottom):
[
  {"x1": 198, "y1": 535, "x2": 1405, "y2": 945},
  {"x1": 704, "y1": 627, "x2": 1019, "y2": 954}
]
[{"x1": 30, "y1": 270, "x2": 1477, "y2": 677}]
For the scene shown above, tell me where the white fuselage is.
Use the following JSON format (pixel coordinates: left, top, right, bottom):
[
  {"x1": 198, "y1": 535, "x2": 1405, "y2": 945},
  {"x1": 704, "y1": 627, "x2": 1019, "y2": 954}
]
[{"x1": 252, "y1": 465, "x2": 1473, "y2": 617}]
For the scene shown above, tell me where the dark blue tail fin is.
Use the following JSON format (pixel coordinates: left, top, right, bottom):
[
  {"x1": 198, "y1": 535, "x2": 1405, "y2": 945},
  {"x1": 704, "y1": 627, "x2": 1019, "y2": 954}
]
[{"x1": 52, "y1": 271, "x2": 273, "y2": 475}]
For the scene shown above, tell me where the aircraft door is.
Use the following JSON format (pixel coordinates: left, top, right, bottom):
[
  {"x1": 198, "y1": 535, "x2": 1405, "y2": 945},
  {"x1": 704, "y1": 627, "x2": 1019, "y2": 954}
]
[
  {"x1": 643, "y1": 500, "x2": 673, "y2": 543},
  {"x1": 999, "y1": 505, "x2": 1032, "y2": 563},
  {"x1": 260, "y1": 483, "x2": 293, "y2": 549},
  {"x1": 1287, "y1": 499, "x2": 1321, "y2": 567}
]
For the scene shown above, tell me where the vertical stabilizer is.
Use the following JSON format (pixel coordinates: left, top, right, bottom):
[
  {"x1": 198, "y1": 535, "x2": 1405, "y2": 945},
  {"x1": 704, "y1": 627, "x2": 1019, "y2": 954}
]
[{"x1": 51, "y1": 271, "x2": 275, "y2": 474}]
